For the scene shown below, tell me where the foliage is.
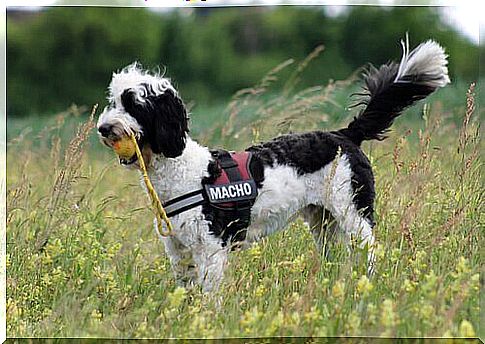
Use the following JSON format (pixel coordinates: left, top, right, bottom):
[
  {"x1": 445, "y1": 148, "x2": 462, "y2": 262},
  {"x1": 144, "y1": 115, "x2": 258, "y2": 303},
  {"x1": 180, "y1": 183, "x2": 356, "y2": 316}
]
[
  {"x1": 7, "y1": 6, "x2": 481, "y2": 117},
  {"x1": 7, "y1": 7, "x2": 162, "y2": 117},
  {"x1": 339, "y1": 6, "x2": 481, "y2": 80},
  {"x1": 6, "y1": 56, "x2": 482, "y2": 337}
]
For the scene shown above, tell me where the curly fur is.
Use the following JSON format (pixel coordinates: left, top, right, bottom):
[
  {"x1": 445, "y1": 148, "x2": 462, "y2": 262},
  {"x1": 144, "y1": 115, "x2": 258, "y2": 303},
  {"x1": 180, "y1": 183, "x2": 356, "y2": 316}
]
[{"x1": 97, "y1": 38, "x2": 449, "y2": 292}]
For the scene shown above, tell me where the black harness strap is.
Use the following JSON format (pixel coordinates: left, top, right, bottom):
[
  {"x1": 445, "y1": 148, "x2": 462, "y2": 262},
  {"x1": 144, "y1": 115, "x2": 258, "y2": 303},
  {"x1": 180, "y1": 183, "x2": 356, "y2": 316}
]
[
  {"x1": 163, "y1": 189, "x2": 205, "y2": 218},
  {"x1": 212, "y1": 150, "x2": 242, "y2": 182}
]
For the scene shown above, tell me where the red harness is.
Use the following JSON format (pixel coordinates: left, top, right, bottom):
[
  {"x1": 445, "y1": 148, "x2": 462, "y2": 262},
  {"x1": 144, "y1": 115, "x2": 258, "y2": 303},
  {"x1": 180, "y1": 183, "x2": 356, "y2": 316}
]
[
  {"x1": 162, "y1": 149, "x2": 258, "y2": 244},
  {"x1": 214, "y1": 152, "x2": 252, "y2": 182},
  {"x1": 163, "y1": 150, "x2": 258, "y2": 217},
  {"x1": 209, "y1": 151, "x2": 255, "y2": 209}
]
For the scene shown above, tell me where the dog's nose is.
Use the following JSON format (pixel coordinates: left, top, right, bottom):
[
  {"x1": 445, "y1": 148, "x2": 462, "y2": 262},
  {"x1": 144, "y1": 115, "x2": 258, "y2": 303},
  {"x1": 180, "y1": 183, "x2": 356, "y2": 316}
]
[{"x1": 98, "y1": 124, "x2": 112, "y2": 137}]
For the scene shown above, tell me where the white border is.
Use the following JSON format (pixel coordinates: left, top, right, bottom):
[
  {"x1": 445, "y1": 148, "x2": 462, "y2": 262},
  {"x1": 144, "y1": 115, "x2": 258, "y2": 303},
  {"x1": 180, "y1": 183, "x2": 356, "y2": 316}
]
[
  {"x1": 3, "y1": 0, "x2": 476, "y2": 6},
  {"x1": 2, "y1": 1, "x2": 481, "y2": 343},
  {"x1": 1, "y1": 0, "x2": 6, "y2": 342}
]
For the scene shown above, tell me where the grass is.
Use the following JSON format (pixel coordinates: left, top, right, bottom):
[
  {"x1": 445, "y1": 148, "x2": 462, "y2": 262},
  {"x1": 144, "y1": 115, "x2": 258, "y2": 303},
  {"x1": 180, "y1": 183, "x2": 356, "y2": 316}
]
[{"x1": 6, "y1": 54, "x2": 483, "y2": 338}]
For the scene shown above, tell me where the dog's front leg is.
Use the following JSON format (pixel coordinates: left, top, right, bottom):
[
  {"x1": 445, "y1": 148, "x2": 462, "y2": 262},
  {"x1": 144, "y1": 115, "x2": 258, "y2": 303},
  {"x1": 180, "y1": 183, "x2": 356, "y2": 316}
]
[
  {"x1": 161, "y1": 235, "x2": 198, "y2": 288},
  {"x1": 192, "y1": 239, "x2": 228, "y2": 292}
]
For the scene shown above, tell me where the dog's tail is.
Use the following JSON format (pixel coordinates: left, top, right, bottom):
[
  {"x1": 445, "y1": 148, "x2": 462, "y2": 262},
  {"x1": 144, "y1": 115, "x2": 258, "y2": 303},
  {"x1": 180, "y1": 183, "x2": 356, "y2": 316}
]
[{"x1": 339, "y1": 37, "x2": 450, "y2": 146}]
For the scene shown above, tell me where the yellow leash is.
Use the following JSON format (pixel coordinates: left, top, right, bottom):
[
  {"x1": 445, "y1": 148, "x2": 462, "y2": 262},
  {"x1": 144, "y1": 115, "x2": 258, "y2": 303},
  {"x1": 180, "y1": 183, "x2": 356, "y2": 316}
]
[{"x1": 129, "y1": 134, "x2": 173, "y2": 236}]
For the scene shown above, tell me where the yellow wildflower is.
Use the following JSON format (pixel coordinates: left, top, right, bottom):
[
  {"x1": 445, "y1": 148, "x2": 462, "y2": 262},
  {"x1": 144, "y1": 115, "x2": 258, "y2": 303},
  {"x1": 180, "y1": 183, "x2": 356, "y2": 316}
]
[
  {"x1": 345, "y1": 310, "x2": 361, "y2": 335},
  {"x1": 255, "y1": 284, "x2": 267, "y2": 297},
  {"x1": 289, "y1": 312, "x2": 301, "y2": 327},
  {"x1": 304, "y1": 306, "x2": 322, "y2": 323},
  {"x1": 442, "y1": 330, "x2": 453, "y2": 339},
  {"x1": 456, "y1": 257, "x2": 471, "y2": 275},
  {"x1": 402, "y1": 279, "x2": 416, "y2": 293},
  {"x1": 189, "y1": 312, "x2": 215, "y2": 337},
  {"x1": 470, "y1": 273, "x2": 479, "y2": 291},
  {"x1": 374, "y1": 243, "x2": 385, "y2": 260},
  {"x1": 167, "y1": 286, "x2": 187, "y2": 308},
  {"x1": 390, "y1": 248, "x2": 401, "y2": 263},
  {"x1": 316, "y1": 325, "x2": 328, "y2": 337},
  {"x1": 7, "y1": 299, "x2": 22, "y2": 318},
  {"x1": 240, "y1": 306, "x2": 263, "y2": 334},
  {"x1": 332, "y1": 280, "x2": 345, "y2": 299},
  {"x1": 367, "y1": 303, "x2": 377, "y2": 326},
  {"x1": 292, "y1": 254, "x2": 306, "y2": 271},
  {"x1": 459, "y1": 320, "x2": 475, "y2": 337},
  {"x1": 419, "y1": 303, "x2": 434, "y2": 322},
  {"x1": 422, "y1": 270, "x2": 438, "y2": 298},
  {"x1": 90, "y1": 309, "x2": 102, "y2": 320},
  {"x1": 356, "y1": 275, "x2": 373, "y2": 296},
  {"x1": 380, "y1": 299, "x2": 398, "y2": 334},
  {"x1": 264, "y1": 310, "x2": 284, "y2": 336},
  {"x1": 248, "y1": 243, "x2": 261, "y2": 259}
]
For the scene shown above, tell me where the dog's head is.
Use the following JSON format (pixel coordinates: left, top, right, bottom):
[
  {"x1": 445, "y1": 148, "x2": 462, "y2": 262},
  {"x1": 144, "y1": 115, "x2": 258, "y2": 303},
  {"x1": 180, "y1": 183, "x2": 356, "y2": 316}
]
[{"x1": 97, "y1": 63, "x2": 189, "y2": 166}]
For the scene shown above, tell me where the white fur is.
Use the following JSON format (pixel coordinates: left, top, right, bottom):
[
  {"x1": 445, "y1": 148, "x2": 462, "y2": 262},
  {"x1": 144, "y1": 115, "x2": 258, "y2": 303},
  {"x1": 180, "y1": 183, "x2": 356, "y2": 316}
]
[
  {"x1": 146, "y1": 141, "x2": 375, "y2": 291},
  {"x1": 97, "y1": 106, "x2": 143, "y2": 137},
  {"x1": 147, "y1": 138, "x2": 228, "y2": 291},
  {"x1": 109, "y1": 62, "x2": 176, "y2": 107},
  {"x1": 395, "y1": 35, "x2": 450, "y2": 88},
  {"x1": 247, "y1": 155, "x2": 375, "y2": 269}
]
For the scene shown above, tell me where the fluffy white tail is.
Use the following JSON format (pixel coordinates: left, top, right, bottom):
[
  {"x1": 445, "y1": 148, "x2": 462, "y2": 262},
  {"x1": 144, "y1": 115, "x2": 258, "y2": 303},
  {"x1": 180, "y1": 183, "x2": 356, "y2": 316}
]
[
  {"x1": 395, "y1": 35, "x2": 450, "y2": 88},
  {"x1": 340, "y1": 36, "x2": 450, "y2": 145}
]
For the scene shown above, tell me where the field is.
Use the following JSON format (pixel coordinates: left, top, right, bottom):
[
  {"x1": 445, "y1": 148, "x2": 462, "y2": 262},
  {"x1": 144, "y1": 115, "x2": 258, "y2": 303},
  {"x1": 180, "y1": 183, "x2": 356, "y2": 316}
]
[{"x1": 6, "y1": 60, "x2": 483, "y2": 338}]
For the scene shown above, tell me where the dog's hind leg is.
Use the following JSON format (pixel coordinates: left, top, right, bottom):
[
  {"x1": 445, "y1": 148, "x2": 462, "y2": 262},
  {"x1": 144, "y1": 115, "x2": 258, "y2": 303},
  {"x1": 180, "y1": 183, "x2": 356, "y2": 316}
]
[
  {"x1": 302, "y1": 205, "x2": 339, "y2": 259},
  {"x1": 318, "y1": 156, "x2": 376, "y2": 274},
  {"x1": 329, "y1": 205, "x2": 376, "y2": 275}
]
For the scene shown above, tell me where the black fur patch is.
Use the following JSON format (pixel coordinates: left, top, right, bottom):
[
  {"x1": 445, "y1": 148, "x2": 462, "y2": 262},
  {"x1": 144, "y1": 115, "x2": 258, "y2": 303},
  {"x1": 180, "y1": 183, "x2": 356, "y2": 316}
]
[
  {"x1": 121, "y1": 85, "x2": 189, "y2": 158},
  {"x1": 340, "y1": 63, "x2": 436, "y2": 145},
  {"x1": 247, "y1": 131, "x2": 375, "y2": 224}
]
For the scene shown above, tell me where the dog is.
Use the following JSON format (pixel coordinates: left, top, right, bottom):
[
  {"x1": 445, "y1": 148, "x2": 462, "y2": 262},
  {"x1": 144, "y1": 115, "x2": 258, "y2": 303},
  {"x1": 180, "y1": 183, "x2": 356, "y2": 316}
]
[{"x1": 97, "y1": 38, "x2": 449, "y2": 292}]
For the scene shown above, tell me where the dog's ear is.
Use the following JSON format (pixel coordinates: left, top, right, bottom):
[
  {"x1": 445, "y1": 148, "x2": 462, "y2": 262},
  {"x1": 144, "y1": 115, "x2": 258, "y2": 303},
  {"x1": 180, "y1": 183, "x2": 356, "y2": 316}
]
[
  {"x1": 151, "y1": 90, "x2": 189, "y2": 158},
  {"x1": 121, "y1": 86, "x2": 189, "y2": 158}
]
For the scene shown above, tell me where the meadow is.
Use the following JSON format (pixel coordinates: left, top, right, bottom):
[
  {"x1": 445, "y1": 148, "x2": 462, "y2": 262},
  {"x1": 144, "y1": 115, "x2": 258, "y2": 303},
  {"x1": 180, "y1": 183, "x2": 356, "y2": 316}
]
[{"x1": 6, "y1": 57, "x2": 482, "y2": 338}]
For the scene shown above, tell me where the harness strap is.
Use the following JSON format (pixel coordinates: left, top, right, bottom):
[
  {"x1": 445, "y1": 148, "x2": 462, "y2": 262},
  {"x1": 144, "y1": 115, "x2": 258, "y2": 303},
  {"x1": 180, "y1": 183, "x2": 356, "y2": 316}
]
[
  {"x1": 163, "y1": 189, "x2": 205, "y2": 218},
  {"x1": 212, "y1": 150, "x2": 242, "y2": 182}
]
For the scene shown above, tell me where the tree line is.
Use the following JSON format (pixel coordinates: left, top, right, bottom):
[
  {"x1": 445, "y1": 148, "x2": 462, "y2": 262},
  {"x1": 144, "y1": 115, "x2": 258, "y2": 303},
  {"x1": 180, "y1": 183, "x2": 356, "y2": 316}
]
[{"x1": 7, "y1": 6, "x2": 480, "y2": 117}]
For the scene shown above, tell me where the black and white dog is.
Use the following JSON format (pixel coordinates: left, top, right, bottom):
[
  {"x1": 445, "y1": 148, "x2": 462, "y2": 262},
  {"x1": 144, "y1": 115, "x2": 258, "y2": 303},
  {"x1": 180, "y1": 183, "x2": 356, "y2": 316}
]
[{"x1": 97, "y1": 38, "x2": 449, "y2": 291}]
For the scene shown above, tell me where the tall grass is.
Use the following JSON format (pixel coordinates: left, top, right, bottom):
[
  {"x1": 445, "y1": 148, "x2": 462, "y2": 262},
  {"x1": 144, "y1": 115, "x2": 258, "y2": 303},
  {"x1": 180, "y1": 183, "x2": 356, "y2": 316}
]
[{"x1": 6, "y1": 54, "x2": 482, "y2": 338}]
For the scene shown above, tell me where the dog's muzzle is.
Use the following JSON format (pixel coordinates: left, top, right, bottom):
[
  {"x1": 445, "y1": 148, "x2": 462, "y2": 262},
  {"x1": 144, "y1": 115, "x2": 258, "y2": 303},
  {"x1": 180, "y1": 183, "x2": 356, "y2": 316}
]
[
  {"x1": 97, "y1": 124, "x2": 140, "y2": 166},
  {"x1": 98, "y1": 123, "x2": 113, "y2": 138}
]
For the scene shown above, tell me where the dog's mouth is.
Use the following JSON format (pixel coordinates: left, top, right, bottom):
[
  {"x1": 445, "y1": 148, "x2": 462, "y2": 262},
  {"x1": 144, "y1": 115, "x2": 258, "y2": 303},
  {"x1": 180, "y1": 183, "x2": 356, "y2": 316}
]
[
  {"x1": 119, "y1": 154, "x2": 138, "y2": 166},
  {"x1": 99, "y1": 135, "x2": 142, "y2": 166}
]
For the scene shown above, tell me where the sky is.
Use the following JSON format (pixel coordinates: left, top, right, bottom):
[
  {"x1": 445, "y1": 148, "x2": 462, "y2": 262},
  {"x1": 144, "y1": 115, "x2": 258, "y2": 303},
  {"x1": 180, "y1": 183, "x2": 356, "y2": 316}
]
[{"x1": 4, "y1": 0, "x2": 483, "y2": 45}]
